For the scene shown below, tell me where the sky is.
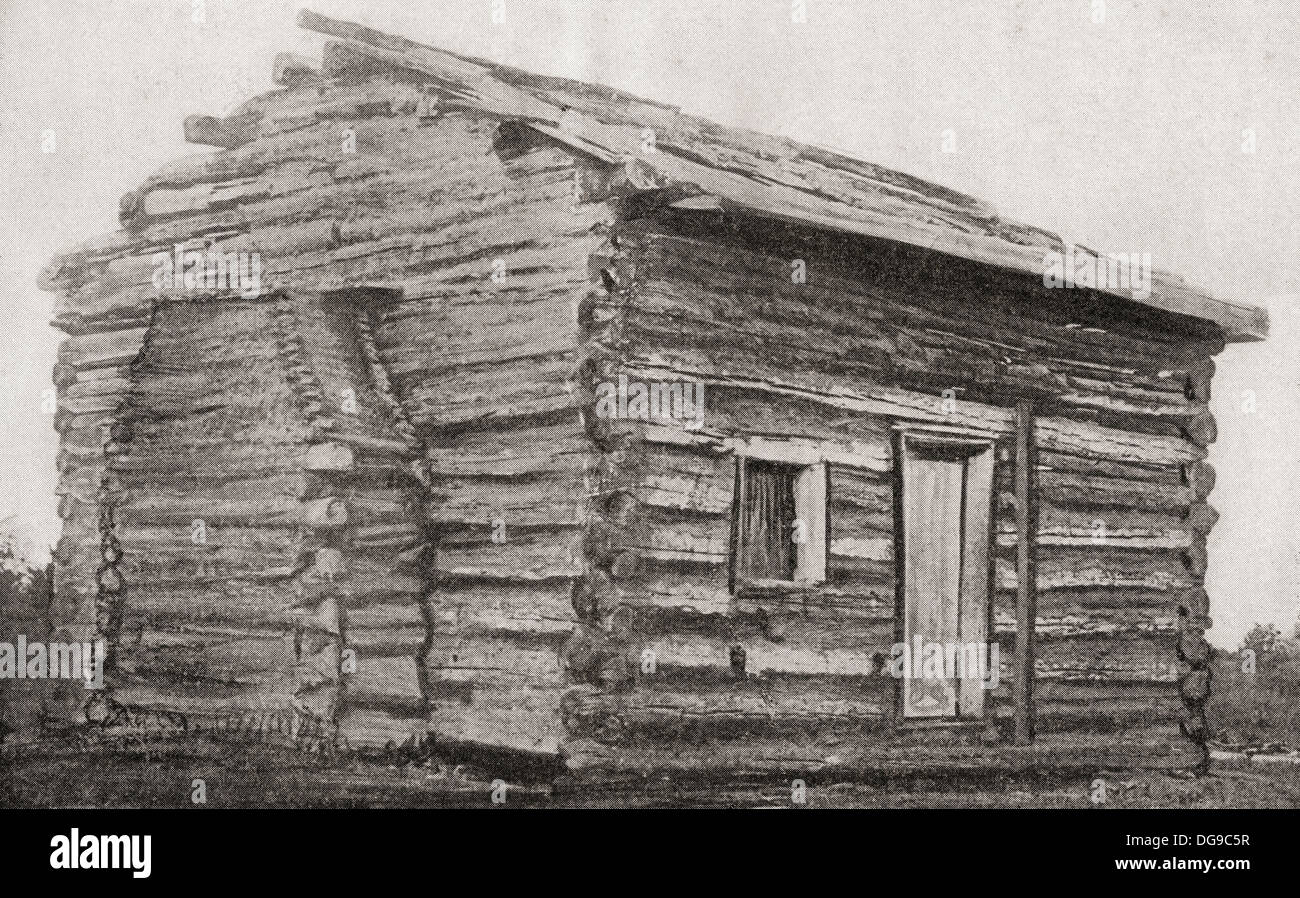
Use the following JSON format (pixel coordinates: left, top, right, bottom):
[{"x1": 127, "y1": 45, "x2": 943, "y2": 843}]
[{"x1": 0, "y1": 0, "x2": 1297, "y2": 646}]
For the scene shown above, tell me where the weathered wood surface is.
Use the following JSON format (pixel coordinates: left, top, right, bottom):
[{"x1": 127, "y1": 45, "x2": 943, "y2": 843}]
[
  {"x1": 50, "y1": 288, "x2": 438, "y2": 750},
  {"x1": 562, "y1": 723, "x2": 1204, "y2": 781},
  {"x1": 564, "y1": 208, "x2": 1219, "y2": 773},
  {"x1": 32, "y1": 14, "x2": 1237, "y2": 782},
  {"x1": 295, "y1": 10, "x2": 1265, "y2": 341}
]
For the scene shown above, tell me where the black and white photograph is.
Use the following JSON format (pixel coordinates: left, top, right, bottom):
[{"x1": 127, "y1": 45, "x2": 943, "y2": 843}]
[{"x1": 0, "y1": 0, "x2": 1296, "y2": 878}]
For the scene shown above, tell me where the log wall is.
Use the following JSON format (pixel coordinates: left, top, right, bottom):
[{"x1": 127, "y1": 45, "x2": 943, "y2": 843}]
[
  {"x1": 40, "y1": 72, "x2": 607, "y2": 758},
  {"x1": 565, "y1": 209, "x2": 1218, "y2": 777},
  {"x1": 88, "y1": 290, "x2": 432, "y2": 749},
  {"x1": 371, "y1": 131, "x2": 607, "y2": 759},
  {"x1": 37, "y1": 62, "x2": 1220, "y2": 780}
]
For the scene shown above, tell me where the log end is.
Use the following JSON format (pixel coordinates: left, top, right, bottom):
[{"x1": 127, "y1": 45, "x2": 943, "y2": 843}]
[
  {"x1": 304, "y1": 496, "x2": 348, "y2": 529},
  {"x1": 609, "y1": 550, "x2": 641, "y2": 581},
  {"x1": 1182, "y1": 409, "x2": 1217, "y2": 448},
  {"x1": 303, "y1": 442, "x2": 354, "y2": 473},
  {"x1": 183, "y1": 112, "x2": 259, "y2": 149},
  {"x1": 272, "y1": 52, "x2": 323, "y2": 87}
]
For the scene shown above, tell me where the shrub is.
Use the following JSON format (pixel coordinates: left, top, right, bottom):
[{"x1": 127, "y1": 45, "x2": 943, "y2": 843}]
[
  {"x1": 1206, "y1": 624, "x2": 1300, "y2": 746},
  {"x1": 0, "y1": 531, "x2": 53, "y2": 743}
]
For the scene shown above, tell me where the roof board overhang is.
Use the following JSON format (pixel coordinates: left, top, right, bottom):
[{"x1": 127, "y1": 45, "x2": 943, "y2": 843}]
[
  {"x1": 41, "y1": 9, "x2": 1271, "y2": 344},
  {"x1": 293, "y1": 11, "x2": 1267, "y2": 342}
]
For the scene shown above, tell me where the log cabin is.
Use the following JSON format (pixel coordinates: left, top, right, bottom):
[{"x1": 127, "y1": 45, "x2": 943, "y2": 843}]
[{"x1": 30, "y1": 11, "x2": 1268, "y2": 787}]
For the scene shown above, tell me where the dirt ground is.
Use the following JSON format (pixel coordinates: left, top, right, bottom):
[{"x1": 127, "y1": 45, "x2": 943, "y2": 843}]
[{"x1": 3, "y1": 734, "x2": 1300, "y2": 808}]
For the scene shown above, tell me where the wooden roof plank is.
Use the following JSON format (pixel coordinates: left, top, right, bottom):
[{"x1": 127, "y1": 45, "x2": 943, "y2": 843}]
[{"x1": 295, "y1": 10, "x2": 1266, "y2": 343}]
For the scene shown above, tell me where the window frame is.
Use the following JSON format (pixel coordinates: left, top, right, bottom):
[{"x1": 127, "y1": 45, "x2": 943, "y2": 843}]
[{"x1": 728, "y1": 444, "x2": 829, "y2": 593}]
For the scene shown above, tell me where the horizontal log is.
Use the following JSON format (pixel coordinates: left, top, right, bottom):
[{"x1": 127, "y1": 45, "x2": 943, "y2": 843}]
[
  {"x1": 346, "y1": 625, "x2": 427, "y2": 656},
  {"x1": 337, "y1": 490, "x2": 411, "y2": 524},
  {"x1": 113, "y1": 624, "x2": 335, "y2": 690},
  {"x1": 563, "y1": 724, "x2": 1202, "y2": 779},
  {"x1": 428, "y1": 685, "x2": 564, "y2": 757},
  {"x1": 349, "y1": 524, "x2": 423, "y2": 555},
  {"x1": 110, "y1": 453, "x2": 304, "y2": 485},
  {"x1": 1034, "y1": 416, "x2": 1202, "y2": 467},
  {"x1": 652, "y1": 387, "x2": 894, "y2": 470},
  {"x1": 996, "y1": 550, "x2": 1192, "y2": 593},
  {"x1": 642, "y1": 633, "x2": 881, "y2": 679},
  {"x1": 562, "y1": 678, "x2": 891, "y2": 743},
  {"x1": 426, "y1": 471, "x2": 584, "y2": 527},
  {"x1": 585, "y1": 563, "x2": 733, "y2": 617},
  {"x1": 434, "y1": 526, "x2": 583, "y2": 582},
  {"x1": 423, "y1": 420, "x2": 591, "y2": 478},
  {"x1": 301, "y1": 554, "x2": 425, "y2": 605},
  {"x1": 114, "y1": 496, "x2": 333, "y2": 529},
  {"x1": 995, "y1": 519, "x2": 1191, "y2": 551},
  {"x1": 1024, "y1": 470, "x2": 1196, "y2": 512},
  {"x1": 344, "y1": 599, "x2": 423, "y2": 632},
  {"x1": 429, "y1": 579, "x2": 578, "y2": 639},
  {"x1": 994, "y1": 587, "x2": 1178, "y2": 638},
  {"x1": 118, "y1": 554, "x2": 301, "y2": 587},
  {"x1": 596, "y1": 506, "x2": 731, "y2": 566},
  {"x1": 57, "y1": 328, "x2": 149, "y2": 369},
  {"x1": 345, "y1": 655, "x2": 423, "y2": 710},
  {"x1": 399, "y1": 352, "x2": 579, "y2": 430},
  {"x1": 1031, "y1": 680, "x2": 1183, "y2": 732},
  {"x1": 424, "y1": 633, "x2": 565, "y2": 691},
  {"x1": 600, "y1": 444, "x2": 735, "y2": 516},
  {"x1": 612, "y1": 357, "x2": 1201, "y2": 469},
  {"x1": 1036, "y1": 449, "x2": 1182, "y2": 484},
  {"x1": 61, "y1": 377, "x2": 131, "y2": 408},
  {"x1": 124, "y1": 582, "x2": 338, "y2": 632},
  {"x1": 1021, "y1": 634, "x2": 1181, "y2": 683}
]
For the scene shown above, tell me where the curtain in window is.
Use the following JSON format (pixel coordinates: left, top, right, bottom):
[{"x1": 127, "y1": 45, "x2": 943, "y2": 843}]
[{"x1": 741, "y1": 461, "x2": 797, "y2": 580}]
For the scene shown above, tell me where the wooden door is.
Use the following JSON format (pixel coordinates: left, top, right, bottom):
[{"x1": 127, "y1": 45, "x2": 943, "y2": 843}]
[{"x1": 900, "y1": 438, "x2": 994, "y2": 719}]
